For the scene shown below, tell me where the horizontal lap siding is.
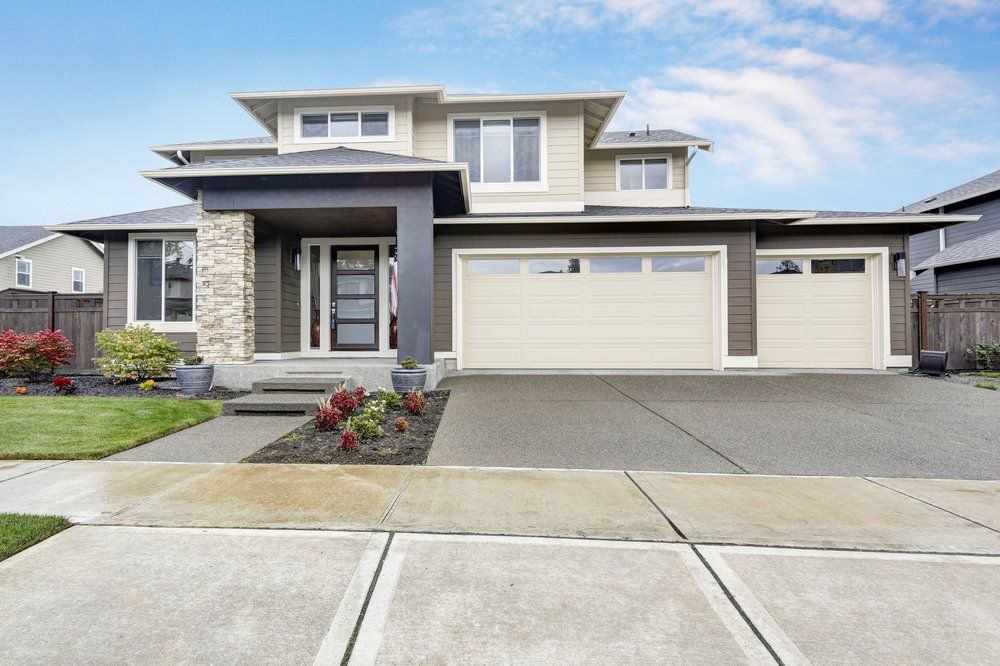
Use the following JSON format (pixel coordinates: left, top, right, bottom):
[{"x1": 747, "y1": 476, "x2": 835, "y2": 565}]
[
  {"x1": 943, "y1": 197, "x2": 1000, "y2": 245},
  {"x1": 3, "y1": 234, "x2": 105, "y2": 293},
  {"x1": 935, "y1": 261, "x2": 1000, "y2": 293},
  {"x1": 279, "y1": 235, "x2": 301, "y2": 352},
  {"x1": 756, "y1": 224, "x2": 910, "y2": 355},
  {"x1": 254, "y1": 234, "x2": 279, "y2": 353},
  {"x1": 432, "y1": 221, "x2": 754, "y2": 356}
]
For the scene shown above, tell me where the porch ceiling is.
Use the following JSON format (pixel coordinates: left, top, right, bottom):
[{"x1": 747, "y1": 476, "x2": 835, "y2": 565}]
[{"x1": 251, "y1": 207, "x2": 396, "y2": 237}]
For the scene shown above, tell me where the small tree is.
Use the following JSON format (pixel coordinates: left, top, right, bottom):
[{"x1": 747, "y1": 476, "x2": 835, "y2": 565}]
[
  {"x1": 95, "y1": 325, "x2": 181, "y2": 383},
  {"x1": 0, "y1": 329, "x2": 74, "y2": 381}
]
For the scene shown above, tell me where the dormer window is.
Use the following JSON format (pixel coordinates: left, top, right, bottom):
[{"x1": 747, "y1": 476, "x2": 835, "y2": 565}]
[
  {"x1": 617, "y1": 155, "x2": 671, "y2": 191},
  {"x1": 450, "y1": 113, "x2": 547, "y2": 192},
  {"x1": 295, "y1": 107, "x2": 393, "y2": 143}
]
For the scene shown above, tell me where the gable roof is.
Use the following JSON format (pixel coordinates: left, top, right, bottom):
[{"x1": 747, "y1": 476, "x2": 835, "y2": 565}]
[
  {"x1": 0, "y1": 226, "x2": 64, "y2": 259},
  {"x1": 902, "y1": 169, "x2": 1000, "y2": 213},
  {"x1": 913, "y1": 227, "x2": 1000, "y2": 272},
  {"x1": 593, "y1": 129, "x2": 714, "y2": 151},
  {"x1": 149, "y1": 146, "x2": 450, "y2": 174},
  {"x1": 53, "y1": 204, "x2": 199, "y2": 229}
]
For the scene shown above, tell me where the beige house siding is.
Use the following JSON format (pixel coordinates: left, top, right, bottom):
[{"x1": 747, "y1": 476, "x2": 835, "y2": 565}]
[
  {"x1": 755, "y1": 224, "x2": 910, "y2": 355},
  {"x1": 413, "y1": 100, "x2": 584, "y2": 207},
  {"x1": 277, "y1": 95, "x2": 412, "y2": 155},
  {"x1": 432, "y1": 221, "x2": 755, "y2": 357},
  {"x1": 1, "y1": 234, "x2": 104, "y2": 293},
  {"x1": 584, "y1": 147, "x2": 687, "y2": 207}
]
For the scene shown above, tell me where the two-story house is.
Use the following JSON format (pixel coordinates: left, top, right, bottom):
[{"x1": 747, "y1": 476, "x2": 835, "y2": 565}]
[
  {"x1": 1, "y1": 226, "x2": 103, "y2": 293},
  {"x1": 49, "y1": 85, "x2": 977, "y2": 388},
  {"x1": 905, "y1": 169, "x2": 1000, "y2": 294}
]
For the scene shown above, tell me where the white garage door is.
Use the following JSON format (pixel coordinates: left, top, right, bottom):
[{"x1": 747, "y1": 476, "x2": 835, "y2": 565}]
[
  {"x1": 756, "y1": 256, "x2": 873, "y2": 368},
  {"x1": 460, "y1": 252, "x2": 716, "y2": 369}
]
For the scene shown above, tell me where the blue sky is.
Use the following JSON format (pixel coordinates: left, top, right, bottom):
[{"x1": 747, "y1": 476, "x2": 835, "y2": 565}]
[{"x1": 1, "y1": 0, "x2": 997, "y2": 226}]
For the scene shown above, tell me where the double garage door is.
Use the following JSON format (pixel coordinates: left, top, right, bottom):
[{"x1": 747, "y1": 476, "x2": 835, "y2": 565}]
[
  {"x1": 458, "y1": 251, "x2": 877, "y2": 370},
  {"x1": 459, "y1": 252, "x2": 717, "y2": 369}
]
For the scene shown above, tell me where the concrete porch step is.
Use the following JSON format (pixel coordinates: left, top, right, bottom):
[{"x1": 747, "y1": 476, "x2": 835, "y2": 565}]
[
  {"x1": 251, "y1": 375, "x2": 348, "y2": 394},
  {"x1": 222, "y1": 393, "x2": 323, "y2": 416}
]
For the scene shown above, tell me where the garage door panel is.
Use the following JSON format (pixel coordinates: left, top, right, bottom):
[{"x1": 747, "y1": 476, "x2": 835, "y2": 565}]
[{"x1": 462, "y1": 252, "x2": 716, "y2": 369}]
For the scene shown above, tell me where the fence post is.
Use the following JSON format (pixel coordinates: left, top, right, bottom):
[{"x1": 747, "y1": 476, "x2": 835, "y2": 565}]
[
  {"x1": 917, "y1": 290, "x2": 928, "y2": 352},
  {"x1": 47, "y1": 291, "x2": 55, "y2": 330}
]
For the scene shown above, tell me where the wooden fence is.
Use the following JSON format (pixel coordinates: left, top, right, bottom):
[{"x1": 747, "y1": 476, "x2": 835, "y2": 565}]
[
  {"x1": 912, "y1": 292, "x2": 1000, "y2": 370},
  {"x1": 0, "y1": 289, "x2": 103, "y2": 370}
]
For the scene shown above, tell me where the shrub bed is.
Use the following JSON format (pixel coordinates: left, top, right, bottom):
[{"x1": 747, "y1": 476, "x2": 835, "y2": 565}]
[{"x1": 243, "y1": 389, "x2": 450, "y2": 465}]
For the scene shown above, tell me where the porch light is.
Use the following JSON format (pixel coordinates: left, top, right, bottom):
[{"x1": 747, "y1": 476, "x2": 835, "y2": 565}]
[
  {"x1": 893, "y1": 252, "x2": 906, "y2": 278},
  {"x1": 291, "y1": 247, "x2": 301, "y2": 271}
]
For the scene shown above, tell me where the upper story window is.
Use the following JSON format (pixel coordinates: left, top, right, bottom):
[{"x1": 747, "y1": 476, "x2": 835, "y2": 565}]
[
  {"x1": 294, "y1": 107, "x2": 393, "y2": 143},
  {"x1": 15, "y1": 258, "x2": 31, "y2": 287},
  {"x1": 72, "y1": 267, "x2": 85, "y2": 293},
  {"x1": 617, "y1": 156, "x2": 671, "y2": 191},
  {"x1": 451, "y1": 114, "x2": 545, "y2": 191},
  {"x1": 131, "y1": 236, "x2": 196, "y2": 328}
]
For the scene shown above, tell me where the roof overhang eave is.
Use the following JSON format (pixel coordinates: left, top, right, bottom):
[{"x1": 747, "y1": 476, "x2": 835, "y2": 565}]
[
  {"x1": 781, "y1": 214, "x2": 982, "y2": 226},
  {"x1": 434, "y1": 211, "x2": 817, "y2": 225},
  {"x1": 590, "y1": 140, "x2": 714, "y2": 152}
]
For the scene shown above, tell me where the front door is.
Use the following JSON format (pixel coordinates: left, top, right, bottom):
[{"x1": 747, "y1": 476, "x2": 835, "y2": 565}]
[{"x1": 331, "y1": 246, "x2": 378, "y2": 351}]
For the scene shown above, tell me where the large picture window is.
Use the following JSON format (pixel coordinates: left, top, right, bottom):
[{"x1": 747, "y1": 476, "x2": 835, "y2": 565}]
[
  {"x1": 134, "y1": 238, "x2": 195, "y2": 324},
  {"x1": 453, "y1": 116, "x2": 542, "y2": 185}
]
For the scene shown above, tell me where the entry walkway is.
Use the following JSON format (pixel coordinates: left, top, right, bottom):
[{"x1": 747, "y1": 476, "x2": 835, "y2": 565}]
[{"x1": 0, "y1": 461, "x2": 997, "y2": 663}]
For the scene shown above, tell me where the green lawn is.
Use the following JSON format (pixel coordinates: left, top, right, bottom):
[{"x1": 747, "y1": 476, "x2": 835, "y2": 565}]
[
  {"x1": 0, "y1": 513, "x2": 71, "y2": 561},
  {"x1": 0, "y1": 397, "x2": 221, "y2": 459},
  {"x1": 970, "y1": 371, "x2": 1000, "y2": 379}
]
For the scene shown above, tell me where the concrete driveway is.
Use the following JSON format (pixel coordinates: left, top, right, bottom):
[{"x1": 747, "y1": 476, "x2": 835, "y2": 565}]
[{"x1": 429, "y1": 372, "x2": 1000, "y2": 478}]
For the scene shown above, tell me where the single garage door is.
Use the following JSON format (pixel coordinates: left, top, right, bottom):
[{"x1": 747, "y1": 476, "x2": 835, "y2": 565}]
[
  {"x1": 460, "y1": 252, "x2": 716, "y2": 369},
  {"x1": 756, "y1": 256, "x2": 873, "y2": 368}
]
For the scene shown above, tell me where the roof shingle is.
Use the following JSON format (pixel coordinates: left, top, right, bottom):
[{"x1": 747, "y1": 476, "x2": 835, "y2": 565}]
[
  {"x1": 153, "y1": 146, "x2": 450, "y2": 173},
  {"x1": 0, "y1": 226, "x2": 56, "y2": 255},
  {"x1": 914, "y1": 227, "x2": 1000, "y2": 271},
  {"x1": 596, "y1": 129, "x2": 711, "y2": 145},
  {"x1": 902, "y1": 169, "x2": 1000, "y2": 213}
]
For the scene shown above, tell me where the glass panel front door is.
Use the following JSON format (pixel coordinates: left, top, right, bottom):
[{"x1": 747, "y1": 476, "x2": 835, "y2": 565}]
[{"x1": 331, "y1": 246, "x2": 378, "y2": 350}]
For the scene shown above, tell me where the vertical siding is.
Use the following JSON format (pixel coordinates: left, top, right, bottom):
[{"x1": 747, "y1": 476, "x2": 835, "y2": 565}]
[
  {"x1": 756, "y1": 224, "x2": 909, "y2": 355},
  {"x1": 102, "y1": 234, "x2": 194, "y2": 353},
  {"x1": 432, "y1": 221, "x2": 755, "y2": 356},
  {"x1": 277, "y1": 95, "x2": 412, "y2": 155},
  {"x1": 1, "y1": 234, "x2": 104, "y2": 293},
  {"x1": 412, "y1": 100, "x2": 583, "y2": 205}
]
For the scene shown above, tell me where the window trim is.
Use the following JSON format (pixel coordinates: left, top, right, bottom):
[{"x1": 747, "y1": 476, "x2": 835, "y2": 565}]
[
  {"x1": 615, "y1": 154, "x2": 673, "y2": 191},
  {"x1": 293, "y1": 105, "x2": 395, "y2": 144},
  {"x1": 127, "y1": 232, "x2": 197, "y2": 332},
  {"x1": 71, "y1": 267, "x2": 85, "y2": 293},
  {"x1": 15, "y1": 257, "x2": 32, "y2": 288},
  {"x1": 447, "y1": 111, "x2": 548, "y2": 193}
]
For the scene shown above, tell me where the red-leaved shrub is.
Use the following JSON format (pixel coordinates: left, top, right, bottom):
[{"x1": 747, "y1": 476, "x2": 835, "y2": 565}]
[
  {"x1": 53, "y1": 376, "x2": 78, "y2": 394},
  {"x1": 315, "y1": 398, "x2": 343, "y2": 431},
  {"x1": 0, "y1": 329, "x2": 74, "y2": 381},
  {"x1": 328, "y1": 388, "x2": 362, "y2": 416},
  {"x1": 338, "y1": 429, "x2": 359, "y2": 451},
  {"x1": 353, "y1": 386, "x2": 367, "y2": 402},
  {"x1": 393, "y1": 417, "x2": 409, "y2": 432},
  {"x1": 403, "y1": 391, "x2": 428, "y2": 414}
]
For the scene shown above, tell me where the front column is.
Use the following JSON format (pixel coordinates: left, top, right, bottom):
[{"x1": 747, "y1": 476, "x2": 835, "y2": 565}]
[
  {"x1": 195, "y1": 203, "x2": 255, "y2": 364},
  {"x1": 395, "y1": 179, "x2": 435, "y2": 365}
]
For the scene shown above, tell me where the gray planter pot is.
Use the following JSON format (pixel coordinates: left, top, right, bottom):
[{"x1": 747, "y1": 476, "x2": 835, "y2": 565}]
[
  {"x1": 391, "y1": 367, "x2": 427, "y2": 393},
  {"x1": 174, "y1": 364, "x2": 215, "y2": 395}
]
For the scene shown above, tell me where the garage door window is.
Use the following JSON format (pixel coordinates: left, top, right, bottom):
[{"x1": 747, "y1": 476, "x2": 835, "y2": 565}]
[
  {"x1": 811, "y1": 258, "x2": 865, "y2": 274},
  {"x1": 756, "y1": 259, "x2": 803, "y2": 275},
  {"x1": 468, "y1": 259, "x2": 519, "y2": 275},
  {"x1": 590, "y1": 257, "x2": 641, "y2": 273},
  {"x1": 528, "y1": 258, "x2": 580, "y2": 274},
  {"x1": 653, "y1": 256, "x2": 705, "y2": 272}
]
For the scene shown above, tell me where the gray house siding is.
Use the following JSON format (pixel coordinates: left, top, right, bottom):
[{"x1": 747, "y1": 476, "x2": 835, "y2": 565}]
[
  {"x1": 910, "y1": 194, "x2": 1000, "y2": 293},
  {"x1": 935, "y1": 260, "x2": 1000, "y2": 293},
  {"x1": 756, "y1": 224, "x2": 910, "y2": 355},
  {"x1": 253, "y1": 230, "x2": 302, "y2": 354},
  {"x1": 280, "y1": 235, "x2": 301, "y2": 353},
  {"x1": 103, "y1": 234, "x2": 196, "y2": 354},
  {"x1": 943, "y1": 196, "x2": 1000, "y2": 245},
  {"x1": 432, "y1": 221, "x2": 756, "y2": 357}
]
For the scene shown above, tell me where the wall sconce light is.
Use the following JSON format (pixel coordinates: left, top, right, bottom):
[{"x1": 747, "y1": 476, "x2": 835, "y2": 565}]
[
  {"x1": 892, "y1": 252, "x2": 906, "y2": 278},
  {"x1": 291, "y1": 247, "x2": 301, "y2": 271}
]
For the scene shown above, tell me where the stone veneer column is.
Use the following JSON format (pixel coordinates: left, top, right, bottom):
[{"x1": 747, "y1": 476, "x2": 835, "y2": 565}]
[{"x1": 195, "y1": 203, "x2": 255, "y2": 364}]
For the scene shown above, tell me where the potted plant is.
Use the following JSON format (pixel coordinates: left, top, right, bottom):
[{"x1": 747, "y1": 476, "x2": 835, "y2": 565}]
[
  {"x1": 174, "y1": 354, "x2": 214, "y2": 395},
  {"x1": 391, "y1": 355, "x2": 427, "y2": 393}
]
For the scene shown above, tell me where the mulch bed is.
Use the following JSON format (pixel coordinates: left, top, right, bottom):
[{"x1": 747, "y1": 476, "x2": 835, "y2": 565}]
[
  {"x1": 0, "y1": 375, "x2": 247, "y2": 401},
  {"x1": 243, "y1": 390, "x2": 450, "y2": 465}
]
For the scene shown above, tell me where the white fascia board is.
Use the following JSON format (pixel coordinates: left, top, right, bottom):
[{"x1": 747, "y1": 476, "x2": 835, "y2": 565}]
[
  {"x1": 150, "y1": 143, "x2": 277, "y2": 152},
  {"x1": 140, "y1": 162, "x2": 468, "y2": 179},
  {"x1": 0, "y1": 234, "x2": 61, "y2": 260},
  {"x1": 230, "y1": 84, "x2": 447, "y2": 102},
  {"x1": 45, "y1": 223, "x2": 198, "y2": 233},
  {"x1": 786, "y1": 214, "x2": 981, "y2": 225},
  {"x1": 443, "y1": 90, "x2": 626, "y2": 104},
  {"x1": 591, "y1": 140, "x2": 715, "y2": 152},
  {"x1": 434, "y1": 211, "x2": 816, "y2": 225}
]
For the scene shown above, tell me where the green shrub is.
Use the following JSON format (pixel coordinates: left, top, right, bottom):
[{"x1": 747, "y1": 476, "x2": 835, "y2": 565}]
[
  {"x1": 95, "y1": 325, "x2": 181, "y2": 383},
  {"x1": 400, "y1": 355, "x2": 419, "y2": 370},
  {"x1": 973, "y1": 381, "x2": 998, "y2": 391},
  {"x1": 347, "y1": 414, "x2": 383, "y2": 439},
  {"x1": 183, "y1": 355, "x2": 204, "y2": 366},
  {"x1": 375, "y1": 387, "x2": 402, "y2": 406},
  {"x1": 966, "y1": 340, "x2": 1000, "y2": 371}
]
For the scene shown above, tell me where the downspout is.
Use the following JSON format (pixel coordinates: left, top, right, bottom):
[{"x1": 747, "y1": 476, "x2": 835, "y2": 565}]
[
  {"x1": 175, "y1": 150, "x2": 190, "y2": 165},
  {"x1": 684, "y1": 147, "x2": 699, "y2": 207}
]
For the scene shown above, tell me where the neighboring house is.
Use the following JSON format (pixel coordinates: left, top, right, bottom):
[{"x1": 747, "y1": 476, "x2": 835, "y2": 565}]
[
  {"x1": 48, "y1": 84, "x2": 976, "y2": 385},
  {"x1": 0, "y1": 226, "x2": 104, "y2": 293},
  {"x1": 903, "y1": 169, "x2": 1000, "y2": 294}
]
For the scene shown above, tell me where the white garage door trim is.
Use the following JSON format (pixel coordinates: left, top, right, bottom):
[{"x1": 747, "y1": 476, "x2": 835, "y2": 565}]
[
  {"x1": 452, "y1": 245, "x2": 728, "y2": 371},
  {"x1": 756, "y1": 247, "x2": 891, "y2": 370}
]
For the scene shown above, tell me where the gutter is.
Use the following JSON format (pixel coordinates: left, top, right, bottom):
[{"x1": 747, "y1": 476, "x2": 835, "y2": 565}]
[
  {"x1": 434, "y1": 211, "x2": 818, "y2": 225},
  {"x1": 785, "y1": 214, "x2": 981, "y2": 226}
]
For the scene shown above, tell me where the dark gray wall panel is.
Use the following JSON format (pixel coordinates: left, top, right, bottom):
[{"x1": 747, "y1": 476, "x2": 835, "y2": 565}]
[
  {"x1": 935, "y1": 260, "x2": 1000, "y2": 293},
  {"x1": 280, "y1": 235, "x2": 301, "y2": 353},
  {"x1": 254, "y1": 233, "x2": 279, "y2": 353},
  {"x1": 944, "y1": 196, "x2": 1000, "y2": 245}
]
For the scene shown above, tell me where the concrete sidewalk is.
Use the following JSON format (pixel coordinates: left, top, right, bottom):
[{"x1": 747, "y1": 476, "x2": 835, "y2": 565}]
[{"x1": 1, "y1": 461, "x2": 998, "y2": 663}]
